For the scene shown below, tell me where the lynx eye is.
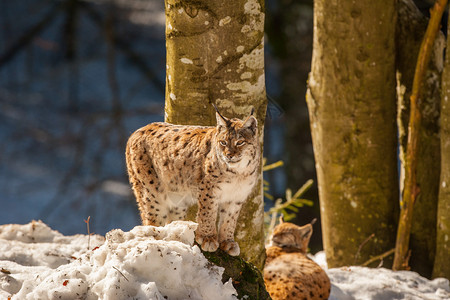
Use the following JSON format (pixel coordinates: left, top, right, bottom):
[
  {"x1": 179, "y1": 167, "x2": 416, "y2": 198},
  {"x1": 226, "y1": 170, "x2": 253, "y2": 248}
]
[
  {"x1": 236, "y1": 140, "x2": 246, "y2": 146},
  {"x1": 219, "y1": 140, "x2": 227, "y2": 146}
]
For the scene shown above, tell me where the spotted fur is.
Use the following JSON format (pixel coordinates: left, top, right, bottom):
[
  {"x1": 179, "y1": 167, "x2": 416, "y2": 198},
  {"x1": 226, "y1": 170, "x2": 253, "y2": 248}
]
[
  {"x1": 125, "y1": 107, "x2": 259, "y2": 256},
  {"x1": 264, "y1": 220, "x2": 331, "y2": 300}
]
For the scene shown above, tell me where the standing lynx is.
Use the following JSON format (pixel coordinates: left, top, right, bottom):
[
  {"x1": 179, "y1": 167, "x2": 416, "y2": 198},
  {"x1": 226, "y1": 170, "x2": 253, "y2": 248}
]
[{"x1": 125, "y1": 105, "x2": 259, "y2": 256}]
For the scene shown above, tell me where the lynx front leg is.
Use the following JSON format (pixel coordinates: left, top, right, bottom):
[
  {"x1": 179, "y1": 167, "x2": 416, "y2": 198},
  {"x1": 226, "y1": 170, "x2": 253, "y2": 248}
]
[
  {"x1": 195, "y1": 187, "x2": 219, "y2": 252},
  {"x1": 218, "y1": 201, "x2": 244, "y2": 256}
]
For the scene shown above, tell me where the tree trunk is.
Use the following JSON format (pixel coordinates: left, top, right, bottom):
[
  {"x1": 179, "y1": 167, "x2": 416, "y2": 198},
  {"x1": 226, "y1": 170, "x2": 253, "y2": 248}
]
[
  {"x1": 202, "y1": 249, "x2": 271, "y2": 299},
  {"x1": 396, "y1": 0, "x2": 444, "y2": 278},
  {"x1": 434, "y1": 13, "x2": 450, "y2": 280},
  {"x1": 306, "y1": 0, "x2": 399, "y2": 267},
  {"x1": 164, "y1": 0, "x2": 267, "y2": 269}
]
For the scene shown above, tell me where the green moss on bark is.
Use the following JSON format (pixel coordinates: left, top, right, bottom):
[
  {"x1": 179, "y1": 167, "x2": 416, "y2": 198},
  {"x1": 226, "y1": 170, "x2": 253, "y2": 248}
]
[{"x1": 202, "y1": 249, "x2": 270, "y2": 299}]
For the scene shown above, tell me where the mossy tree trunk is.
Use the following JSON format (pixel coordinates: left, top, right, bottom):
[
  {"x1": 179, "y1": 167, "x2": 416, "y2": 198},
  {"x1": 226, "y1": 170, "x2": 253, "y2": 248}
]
[
  {"x1": 306, "y1": 0, "x2": 399, "y2": 267},
  {"x1": 396, "y1": 0, "x2": 444, "y2": 278},
  {"x1": 434, "y1": 13, "x2": 450, "y2": 279},
  {"x1": 164, "y1": 0, "x2": 267, "y2": 269}
]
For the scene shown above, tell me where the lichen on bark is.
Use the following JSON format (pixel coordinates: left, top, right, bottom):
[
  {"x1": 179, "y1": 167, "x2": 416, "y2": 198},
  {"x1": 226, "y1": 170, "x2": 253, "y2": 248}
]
[
  {"x1": 306, "y1": 0, "x2": 399, "y2": 267},
  {"x1": 164, "y1": 0, "x2": 267, "y2": 269}
]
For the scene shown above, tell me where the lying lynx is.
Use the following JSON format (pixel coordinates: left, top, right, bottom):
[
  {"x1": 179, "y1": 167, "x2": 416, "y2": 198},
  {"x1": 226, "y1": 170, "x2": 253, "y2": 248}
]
[
  {"x1": 125, "y1": 105, "x2": 259, "y2": 256},
  {"x1": 264, "y1": 219, "x2": 331, "y2": 300}
]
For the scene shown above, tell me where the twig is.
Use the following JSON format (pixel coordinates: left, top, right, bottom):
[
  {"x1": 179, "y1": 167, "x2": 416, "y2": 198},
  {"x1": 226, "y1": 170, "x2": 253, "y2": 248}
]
[
  {"x1": 113, "y1": 266, "x2": 129, "y2": 281},
  {"x1": 393, "y1": 0, "x2": 448, "y2": 271},
  {"x1": 0, "y1": 2, "x2": 61, "y2": 68},
  {"x1": 84, "y1": 216, "x2": 91, "y2": 250},
  {"x1": 80, "y1": 1, "x2": 165, "y2": 94},
  {"x1": 265, "y1": 179, "x2": 314, "y2": 215},
  {"x1": 354, "y1": 233, "x2": 375, "y2": 265},
  {"x1": 361, "y1": 248, "x2": 395, "y2": 267},
  {"x1": 265, "y1": 199, "x2": 282, "y2": 244},
  {"x1": 64, "y1": 0, "x2": 81, "y2": 111},
  {"x1": 262, "y1": 160, "x2": 284, "y2": 172},
  {"x1": 292, "y1": 179, "x2": 314, "y2": 200},
  {"x1": 104, "y1": 4, "x2": 128, "y2": 150}
]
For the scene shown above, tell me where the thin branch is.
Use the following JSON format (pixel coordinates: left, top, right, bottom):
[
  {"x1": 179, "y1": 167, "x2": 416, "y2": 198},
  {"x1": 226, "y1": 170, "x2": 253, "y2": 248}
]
[
  {"x1": 64, "y1": 0, "x2": 81, "y2": 111},
  {"x1": 354, "y1": 233, "x2": 375, "y2": 265},
  {"x1": 393, "y1": 0, "x2": 448, "y2": 270},
  {"x1": 80, "y1": 1, "x2": 165, "y2": 94},
  {"x1": 262, "y1": 160, "x2": 284, "y2": 172},
  {"x1": 84, "y1": 216, "x2": 91, "y2": 250},
  {"x1": 265, "y1": 199, "x2": 282, "y2": 244},
  {"x1": 265, "y1": 180, "x2": 313, "y2": 216},
  {"x1": 0, "y1": 2, "x2": 61, "y2": 68},
  {"x1": 361, "y1": 248, "x2": 395, "y2": 267},
  {"x1": 292, "y1": 179, "x2": 314, "y2": 200},
  {"x1": 105, "y1": 3, "x2": 127, "y2": 150},
  {"x1": 112, "y1": 266, "x2": 129, "y2": 281}
]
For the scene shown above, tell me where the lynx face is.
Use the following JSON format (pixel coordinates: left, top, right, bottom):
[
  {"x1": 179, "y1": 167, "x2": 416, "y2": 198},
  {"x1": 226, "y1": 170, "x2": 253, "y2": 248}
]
[
  {"x1": 270, "y1": 220, "x2": 313, "y2": 254},
  {"x1": 214, "y1": 111, "x2": 258, "y2": 168}
]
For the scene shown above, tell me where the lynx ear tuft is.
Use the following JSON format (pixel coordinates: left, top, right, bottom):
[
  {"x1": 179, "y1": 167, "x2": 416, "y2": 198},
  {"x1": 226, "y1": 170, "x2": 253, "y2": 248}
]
[
  {"x1": 212, "y1": 103, "x2": 229, "y2": 127},
  {"x1": 300, "y1": 224, "x2": 313, "y2": 241},
  {"x1": 243, "y1": 115, "x2": 257, "y2": 133},
  {"x1": 216, "y1": 112, "x2": 228, "y2": 127}
]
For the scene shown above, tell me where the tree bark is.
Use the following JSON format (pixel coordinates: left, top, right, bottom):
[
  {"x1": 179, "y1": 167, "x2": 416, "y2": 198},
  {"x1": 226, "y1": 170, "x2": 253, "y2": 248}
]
[
  {"x1": 434, "y1": 10, "x2": 450, "y2": 279},
  {"x1": 306, "y1": 0, "x2": 399, "y2": 267},
  {"x1": 164, "y1": 0, "x2": 267, "y2": 269},
  {"x1": 396, "y1": 0, "x2": 444, "y2": 277},
  {"x1": 202, "y1": 249, "x2": 271, "y2": 299}
]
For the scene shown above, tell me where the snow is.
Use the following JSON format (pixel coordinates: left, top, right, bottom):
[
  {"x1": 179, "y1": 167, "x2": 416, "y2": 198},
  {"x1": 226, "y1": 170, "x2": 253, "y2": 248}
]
[
  {"x1": 0, "y1": 221, "x2": 237, "y2": 300},
  {"x1": 311, "y1": 252, "x2": 450, "y2": 300},
  {"x1": 327, "y1": 267, "x2": 450, "y2": 300},
  {"x1": 1, "y1": 220, "x2": 449, "y2": 300}
]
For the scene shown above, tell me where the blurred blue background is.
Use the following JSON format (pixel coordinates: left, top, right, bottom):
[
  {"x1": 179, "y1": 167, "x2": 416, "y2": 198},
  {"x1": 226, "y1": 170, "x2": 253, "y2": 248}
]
[{"x1": 0, "y1": 0, "x2": 433, "y2": 251}]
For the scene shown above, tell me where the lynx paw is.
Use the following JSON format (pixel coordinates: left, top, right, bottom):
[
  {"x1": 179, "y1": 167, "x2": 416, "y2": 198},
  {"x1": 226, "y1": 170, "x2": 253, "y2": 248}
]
[
  {"x1": 220, "y1": 240, "x2": 240, "y2": 256},
  {"x1": 196, "y1": 234, "x2": 219, "y2": 252}
]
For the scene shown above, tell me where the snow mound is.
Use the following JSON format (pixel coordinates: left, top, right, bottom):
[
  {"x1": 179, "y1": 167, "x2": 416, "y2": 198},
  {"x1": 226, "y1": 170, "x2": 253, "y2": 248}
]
[
  {"x1": 0, "y1": 221, "x2": 237, "y2": 300},
  {"x1": 0, "y1": 220, "x2": 105, "y2": 268},
  {"x1": 327, "y1": 266, "x2": 450, "y2": 300},
  {"x1": 2, "y1": 221, "x2": 449, "y2": 300}
]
